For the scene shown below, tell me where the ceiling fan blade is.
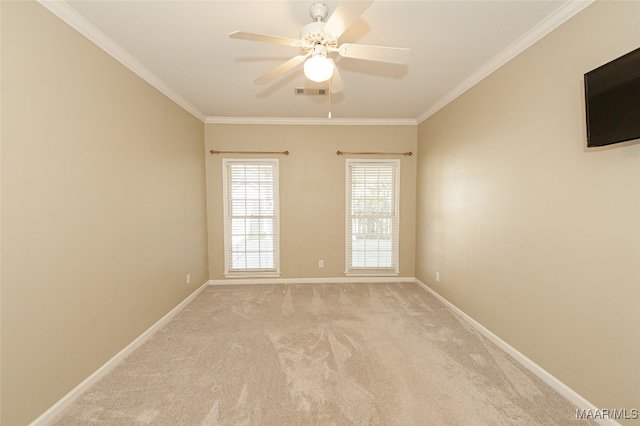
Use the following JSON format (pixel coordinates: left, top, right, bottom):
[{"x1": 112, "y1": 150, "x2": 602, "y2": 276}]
[
  {"x1": 338, "y1": 43, "x2": 410, "y2": 64},
  {"x1": 321, "y1": 0, "x2": 374, "y2": 39},
  {"x1": 254, "y1": 54, "x2": 310, "y2": 85},
  {"x1": 328, "y1": 59, "x2": 344, "y2": 93},
  {"x1": 229, "y1": 31, "x2": 303, "y2": 47}
]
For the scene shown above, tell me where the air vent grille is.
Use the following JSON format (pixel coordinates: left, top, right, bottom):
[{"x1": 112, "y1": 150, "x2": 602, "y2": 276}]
[{"x1": 294, "y1": 88, "x2": 328, "y2": 96}]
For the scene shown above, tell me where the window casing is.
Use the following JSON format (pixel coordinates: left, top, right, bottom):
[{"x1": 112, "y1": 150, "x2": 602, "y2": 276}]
[
  {"x1": 222, "y1": 159, "x2": 280, "y2": 277},
  {"x1": 345, "y1": 159, "x2": 400, "y2": 275}
]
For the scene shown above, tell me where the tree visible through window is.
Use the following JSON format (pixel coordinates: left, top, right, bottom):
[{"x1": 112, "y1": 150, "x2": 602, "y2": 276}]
[
  {"x1": 223, "y1": 159, "x2": 279, "y2": 275},
  {"x1": 346, "y1": 159, "x2": 400, "y2": 275}
]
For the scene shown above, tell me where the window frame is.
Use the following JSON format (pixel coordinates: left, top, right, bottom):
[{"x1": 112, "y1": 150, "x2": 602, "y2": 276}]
[
  {"x1": 345, "y1": 158, "x2": 400, "y2": 276},
  {"x1": 222, "y1": 158, "x2": 280, "y2": 277}
]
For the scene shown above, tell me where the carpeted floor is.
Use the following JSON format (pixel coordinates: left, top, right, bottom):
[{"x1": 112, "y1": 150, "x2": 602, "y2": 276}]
[{"x1": 51, "y1": 282, "x2": 594, "y2": 425}]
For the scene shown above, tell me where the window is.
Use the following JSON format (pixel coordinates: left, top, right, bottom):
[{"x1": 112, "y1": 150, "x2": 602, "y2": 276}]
[
  {"x1": 346, "y1": 159, "x2": 400, "y2": 275},
  {"x1": 222, "y1": 159, "x2": 279, "y2": 276}
]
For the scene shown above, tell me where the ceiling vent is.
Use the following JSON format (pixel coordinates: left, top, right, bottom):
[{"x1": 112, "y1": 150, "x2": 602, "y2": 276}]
[{"x1": 294, "y1": 88, "x2": 328, "y2": 96}]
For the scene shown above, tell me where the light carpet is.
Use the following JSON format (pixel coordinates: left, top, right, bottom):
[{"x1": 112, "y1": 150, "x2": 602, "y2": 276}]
[{"x1": 51, "y1": 282, "x2": 594, "y2": 425}]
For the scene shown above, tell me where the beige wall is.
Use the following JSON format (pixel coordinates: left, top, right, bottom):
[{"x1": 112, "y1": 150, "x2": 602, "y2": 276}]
[
  {"x1": 0, "y1": 1, "x2": 3, "y2": 422},
  {"x1": 2, "y1": 0, "x2": 637, "y2": 423},
  {"x1": 416, "y1": 0, "x2": 639, "y2": 419},
  {"x1": 205, "y1": 124, "x2": 416, "y2": 280},
  {"x1": 1, "y1": 2, "x2": 209, "y2": 424}
]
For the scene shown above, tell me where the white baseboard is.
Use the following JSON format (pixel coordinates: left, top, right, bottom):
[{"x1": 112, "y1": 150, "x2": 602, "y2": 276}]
[
  {"x1": 414, "y1": 279, "x2": 620, "y2": 426},
  {"x1": 208, "y1": 276, "x2": 416, "y2": 286},
  {"x1": 30, "y1": 281, "x2": 210, "y2": 426}
]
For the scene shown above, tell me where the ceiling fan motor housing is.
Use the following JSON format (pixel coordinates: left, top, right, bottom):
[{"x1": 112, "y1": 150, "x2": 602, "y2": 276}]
[{"x1": 300, "y1": 21, "x2": 337, "y2": 49}]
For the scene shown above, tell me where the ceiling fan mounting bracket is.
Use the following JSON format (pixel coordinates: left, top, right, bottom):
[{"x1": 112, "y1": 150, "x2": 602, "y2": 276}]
[{"x1": 309, "y1": 3, "x2": 329, "y2": 22}]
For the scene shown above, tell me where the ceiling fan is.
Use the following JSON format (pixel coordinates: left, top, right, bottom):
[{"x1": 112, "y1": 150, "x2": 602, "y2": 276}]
[{"x1": 229, "y1": 1, "x2": 410, "y2": 93}]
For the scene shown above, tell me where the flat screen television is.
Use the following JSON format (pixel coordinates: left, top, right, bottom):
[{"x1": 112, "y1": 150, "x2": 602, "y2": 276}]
[{"x1": 584, "y1": 47, "x2": 640, "y2": 147}]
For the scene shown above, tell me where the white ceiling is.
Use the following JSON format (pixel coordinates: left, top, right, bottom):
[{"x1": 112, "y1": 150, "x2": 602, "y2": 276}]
[{"x1": 41, "y1": 0, "x2": 593, "y2": 124}]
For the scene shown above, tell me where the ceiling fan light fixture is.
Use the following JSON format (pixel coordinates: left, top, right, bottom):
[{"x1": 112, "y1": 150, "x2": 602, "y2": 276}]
[
  {"x1": 230, "y1": 0, "x2": 409, "y2": 92},
  {"x1": 304, "y1": 54, "x2": 334, "y2": 82}
]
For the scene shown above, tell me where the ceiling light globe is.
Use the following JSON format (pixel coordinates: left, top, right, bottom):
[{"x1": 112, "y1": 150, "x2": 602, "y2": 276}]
[{"x1": 304, "y1": 55, "x2": 334, "y2": 82}]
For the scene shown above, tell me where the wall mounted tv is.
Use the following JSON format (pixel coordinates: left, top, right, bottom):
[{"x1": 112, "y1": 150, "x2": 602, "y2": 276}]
[{"x1": 584, "y1": 47, "x2": 640, "y2": 147}]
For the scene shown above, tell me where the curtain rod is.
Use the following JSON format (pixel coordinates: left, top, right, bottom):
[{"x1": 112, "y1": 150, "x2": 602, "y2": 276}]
[
  {"x1": 336, "y1": 150, "x2": 413, "y2": 156},
  {"x1": 210, "y1": 150, "x2": 289, "y2": 155}
]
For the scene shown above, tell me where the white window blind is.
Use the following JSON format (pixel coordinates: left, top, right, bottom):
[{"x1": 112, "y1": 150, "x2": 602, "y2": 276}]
[
  {"x1": 222, "y1": 159, "x2": 279, "y2": 276},
  {"x1": 346, "y1": 159, "x2": 400, "y2": 275}
]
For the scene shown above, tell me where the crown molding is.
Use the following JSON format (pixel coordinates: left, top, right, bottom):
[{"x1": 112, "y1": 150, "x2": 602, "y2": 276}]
[
  {"x1": 417, "y1": 0, "x2": 595, "y2": 124},
  {"x1": 36, "y1": 0, "x2": 207, "y2": 122},
  {"x1": 205, "y1": 116, "x2": 417, "y2": 126}
]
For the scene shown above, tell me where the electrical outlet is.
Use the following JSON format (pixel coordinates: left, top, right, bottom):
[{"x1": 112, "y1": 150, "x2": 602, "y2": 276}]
[
  {"x1": 435, "y1": 272, "x2": 440, "y2": 282},
  {"x1": 319, "y1": 260, "x2": 324, "y2": 268},
  {"x1": 186, "y1": 273, "x2": 191, "y2": 284}
]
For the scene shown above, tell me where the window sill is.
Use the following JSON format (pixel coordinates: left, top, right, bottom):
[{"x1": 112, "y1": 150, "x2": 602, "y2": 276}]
[
  {"x1": 224, "y1": 272, "x2": 281, "y2": 279},
  {"x1": 345, "y1": 271, "x2": 400, "y2": 277}
]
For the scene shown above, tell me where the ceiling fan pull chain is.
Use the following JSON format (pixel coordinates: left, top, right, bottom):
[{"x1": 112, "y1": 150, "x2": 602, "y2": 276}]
[{"x1": 328, "y1": 82, "x2": 332, "y2": 119}]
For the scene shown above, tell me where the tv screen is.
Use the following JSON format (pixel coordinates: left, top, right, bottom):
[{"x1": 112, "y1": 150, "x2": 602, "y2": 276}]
[{"x1": 584, "y1": 47, "x2": 640, "y2": 147}]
